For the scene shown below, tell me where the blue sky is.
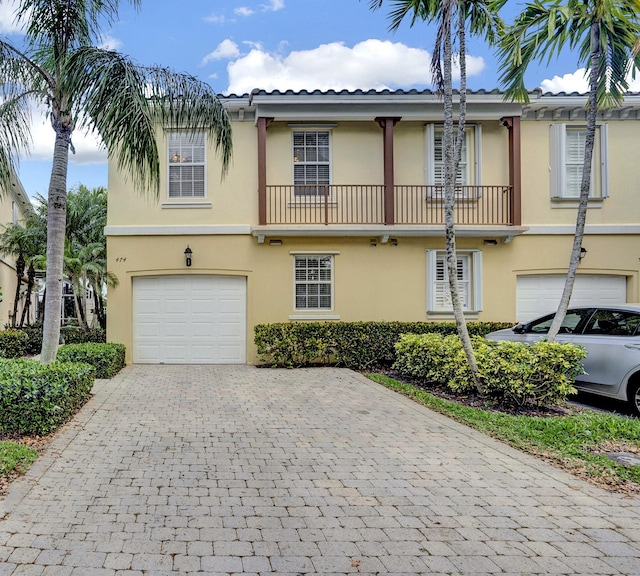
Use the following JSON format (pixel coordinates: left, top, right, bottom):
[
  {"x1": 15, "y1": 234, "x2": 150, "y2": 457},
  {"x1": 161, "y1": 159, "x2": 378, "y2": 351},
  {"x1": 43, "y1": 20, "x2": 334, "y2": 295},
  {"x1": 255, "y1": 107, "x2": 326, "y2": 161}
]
[{"x1": 0, "y1": 0, "x2": 627, "y2": 199}]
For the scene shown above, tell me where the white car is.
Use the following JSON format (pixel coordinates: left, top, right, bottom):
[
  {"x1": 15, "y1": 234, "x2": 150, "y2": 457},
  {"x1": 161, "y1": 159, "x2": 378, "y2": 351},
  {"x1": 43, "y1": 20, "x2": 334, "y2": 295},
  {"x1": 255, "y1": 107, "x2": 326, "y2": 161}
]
[{"x1": 487, "y1": 305, "x2": 640, "y2": 415}]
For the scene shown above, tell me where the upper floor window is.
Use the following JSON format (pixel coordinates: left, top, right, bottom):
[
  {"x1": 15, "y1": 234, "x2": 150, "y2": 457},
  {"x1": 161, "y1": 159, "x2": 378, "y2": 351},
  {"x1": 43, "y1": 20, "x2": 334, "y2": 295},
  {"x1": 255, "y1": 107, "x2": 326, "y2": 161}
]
[
  {"x1": 168, "y1": 132, "x2": 206, "y2": 198},
  {"x1": 427, "y1": 250, "x2": 483, "y2": 314},
  {"x1": 293, "y1": 131, "x2": 330, "y2": 196},
  {"x1": 550, "y1": 124, "x2": 608, "y2": 200},
  {"x1": 425, "y1": 124, "x2": 481, "y2": 198},
  {"x1": 294, "y1": 255, "x2": 333, "y2": 310}
]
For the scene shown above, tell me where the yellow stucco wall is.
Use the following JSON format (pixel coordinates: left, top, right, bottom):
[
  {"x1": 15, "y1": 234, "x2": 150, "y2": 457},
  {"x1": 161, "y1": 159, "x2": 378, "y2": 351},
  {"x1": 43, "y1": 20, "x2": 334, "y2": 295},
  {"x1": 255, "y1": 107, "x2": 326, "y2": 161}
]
[
  {"x1": 107, "y1": 231, "x2": 640, "y2": 365},
  {"x1": 107, "y1": 106, "x2": 640, "y2": 365}
]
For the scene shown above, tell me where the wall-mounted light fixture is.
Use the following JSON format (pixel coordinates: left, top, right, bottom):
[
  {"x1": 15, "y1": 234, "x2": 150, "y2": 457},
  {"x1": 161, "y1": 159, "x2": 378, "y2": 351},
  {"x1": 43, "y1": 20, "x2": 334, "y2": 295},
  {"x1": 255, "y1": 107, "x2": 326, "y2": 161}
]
[
  {"x1": 579, "y1": 246, "x2": 588, "y2": 261},
  {"x1": 483, "y1": 239, "x2": 498, "y2": 246},
  {"x1": 390, "y1": 238, "x2": 398, "y2": 247},
  {"x1": 369, "y1": 238, "x2": 378, "y2": 248},
  {"x1": 184, "y1": 245, "x2": 192, "y2": 267},
  {"x1": 269, "y1": 239, "x2": 283, "y2": 246}
]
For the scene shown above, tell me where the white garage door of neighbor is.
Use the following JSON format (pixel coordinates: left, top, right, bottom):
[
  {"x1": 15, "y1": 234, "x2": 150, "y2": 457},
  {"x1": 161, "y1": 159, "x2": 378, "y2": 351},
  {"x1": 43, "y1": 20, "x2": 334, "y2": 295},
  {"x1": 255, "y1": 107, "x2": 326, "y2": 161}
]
[
  {"x1": 516, "y1": 274, "x2": 626, "y2": 323},
  {"x1": 133, "y1": 275, "x2": 246, "y2": 364}
]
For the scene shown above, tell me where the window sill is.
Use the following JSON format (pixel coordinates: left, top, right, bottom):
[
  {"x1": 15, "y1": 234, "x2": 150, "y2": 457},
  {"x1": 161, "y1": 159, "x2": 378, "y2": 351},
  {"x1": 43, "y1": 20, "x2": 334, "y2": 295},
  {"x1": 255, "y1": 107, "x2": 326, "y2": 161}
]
[
  {"x1": 289, "y1": 313, "x2": 340, "y2": 321},
  {"x1": 162, "y1": 201, "x2": 212, "y2": 209},
  {"x1": 427, "y1": 310, "x2": 480, "y2": 319},
  {"x1": 551, "y1": 197, "x2": 604, "y2": 209}
]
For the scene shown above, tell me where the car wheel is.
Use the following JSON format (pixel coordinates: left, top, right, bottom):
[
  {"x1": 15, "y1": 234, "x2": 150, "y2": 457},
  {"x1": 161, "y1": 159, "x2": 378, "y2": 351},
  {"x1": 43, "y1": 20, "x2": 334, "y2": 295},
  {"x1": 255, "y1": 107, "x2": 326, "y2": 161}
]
[{"x1": 629, "y1": 382, "x2": 640, "y2": 416}]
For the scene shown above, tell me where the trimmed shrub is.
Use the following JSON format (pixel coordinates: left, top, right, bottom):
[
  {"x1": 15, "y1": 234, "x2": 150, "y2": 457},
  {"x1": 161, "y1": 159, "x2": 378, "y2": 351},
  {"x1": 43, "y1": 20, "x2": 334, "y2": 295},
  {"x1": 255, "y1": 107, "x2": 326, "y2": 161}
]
[
  {"x1": 254, "y1": 321, "x2": 513, "y2": 369},
  {"x1": 478, "y1": 339, "x2": 586, "y2": 407},
  {"x1": 60, "y1": 327, "x2": 106, "y2": 344},
  {"x1": 19, "y1": 327, "x2": 43, "y2": 355},
  {"x1": 393, "y1": 333, "x2": 585, "y2": 407},
  {"x1": 0, "y1": 359, "x2": 95, "y2": 435},
  {"x1": 0, "y1": 330, "x2": 30, "y2": 358},
  {"x1": 57, "y1": 343, "x2": 125, "y2": 379}
]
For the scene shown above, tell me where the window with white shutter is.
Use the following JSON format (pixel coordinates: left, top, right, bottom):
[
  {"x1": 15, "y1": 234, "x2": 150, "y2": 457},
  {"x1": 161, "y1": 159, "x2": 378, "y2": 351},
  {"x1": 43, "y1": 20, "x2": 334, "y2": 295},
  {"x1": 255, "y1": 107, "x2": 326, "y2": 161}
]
[
  {"x1": 294, "y1": 255, "x2": 333, "y2": 310},
  {"x1": 293, "y1": 131, "x2": 331, "y2": 196},
  {"x1": 168, "y1": 132, "x2": 206, "y2": 198},
  {"x1": 425, "y1": 125, "x2": 481, "y2": 199},
  {"x1": 427, "y1": 250, "x2": 482, "y2": 314},
  {"x1": 549, "y1": 124, "x2": 608, "y2": 200}
]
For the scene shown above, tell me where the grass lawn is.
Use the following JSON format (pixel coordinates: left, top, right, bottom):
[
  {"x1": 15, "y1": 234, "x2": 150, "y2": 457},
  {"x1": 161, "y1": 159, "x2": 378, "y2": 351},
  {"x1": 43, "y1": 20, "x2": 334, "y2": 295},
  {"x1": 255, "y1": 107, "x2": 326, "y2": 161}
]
[
  {"x1": 0, "y1": 440, "x2": 38, "y2": 496},
  {"x1": 368, "y1": 373, "x2": 640, "y2": 495}
]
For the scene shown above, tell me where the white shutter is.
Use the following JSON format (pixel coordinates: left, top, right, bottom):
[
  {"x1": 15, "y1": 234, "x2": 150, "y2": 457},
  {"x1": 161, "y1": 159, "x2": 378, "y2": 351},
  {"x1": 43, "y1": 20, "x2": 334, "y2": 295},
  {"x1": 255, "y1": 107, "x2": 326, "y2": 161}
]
[
  {"x1": 549, "y1": 124, "x2": 566, "y2": 198},
  {"x1": 600, "y1": 123, "x2": 609, "y2": 198},
  {"x1": 427, "y1": 250, "x2": 482, "y2": 313}
]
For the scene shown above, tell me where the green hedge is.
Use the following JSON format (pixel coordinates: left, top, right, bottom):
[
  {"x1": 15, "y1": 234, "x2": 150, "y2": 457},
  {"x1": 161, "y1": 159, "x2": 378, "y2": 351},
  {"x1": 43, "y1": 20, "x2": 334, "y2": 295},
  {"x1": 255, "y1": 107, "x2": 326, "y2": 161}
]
[
  {"x1": 60, "y1": 327, "x2": 106, "y2": 344},
  {"x1": 0, "y1": 327, "x2": 107, "y2": 359},
  {"x1": 254, "y1": 321, "x2": 513, "y2": 369},
  {"x1": 393, "y1": 333, "x2": 586, "y2": 407},
  {"x1": 0, "y1": 359, "x2": 95, "y2": 435},
  {"x1": 0, "y1": 330, "x2": 30, "y2": 358},
  {"x1": 57, "y1": 343, "x2": 126, "y2": 379}
]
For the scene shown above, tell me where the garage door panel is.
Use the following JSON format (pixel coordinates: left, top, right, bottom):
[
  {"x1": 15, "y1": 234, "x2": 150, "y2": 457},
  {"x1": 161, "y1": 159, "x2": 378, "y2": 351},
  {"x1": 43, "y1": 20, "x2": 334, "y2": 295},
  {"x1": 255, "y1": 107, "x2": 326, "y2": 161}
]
[
  {"x1": 516, "y1": 274, "x2": 626, "y2": 322},
  {"x1": 133, "y1": 275, "x2": 246, "y2": 364}
]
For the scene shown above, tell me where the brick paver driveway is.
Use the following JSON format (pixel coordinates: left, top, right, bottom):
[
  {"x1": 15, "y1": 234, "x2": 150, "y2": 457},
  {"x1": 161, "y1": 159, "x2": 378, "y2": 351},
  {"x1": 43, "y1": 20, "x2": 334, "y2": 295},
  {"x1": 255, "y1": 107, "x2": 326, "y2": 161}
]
[{"x1": 1, "y1": 365, "x2": 640, "y2": 575}]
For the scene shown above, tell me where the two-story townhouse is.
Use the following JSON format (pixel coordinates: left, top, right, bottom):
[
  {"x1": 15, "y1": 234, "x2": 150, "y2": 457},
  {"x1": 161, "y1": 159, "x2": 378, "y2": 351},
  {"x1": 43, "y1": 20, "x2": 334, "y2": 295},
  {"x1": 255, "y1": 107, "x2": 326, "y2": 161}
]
[
  {"x1": 105, "y1": 89, "x2": 640, "y2": 365},
  {"x1": 0, "y1": 175, "x2": 35, "y2": 326}
]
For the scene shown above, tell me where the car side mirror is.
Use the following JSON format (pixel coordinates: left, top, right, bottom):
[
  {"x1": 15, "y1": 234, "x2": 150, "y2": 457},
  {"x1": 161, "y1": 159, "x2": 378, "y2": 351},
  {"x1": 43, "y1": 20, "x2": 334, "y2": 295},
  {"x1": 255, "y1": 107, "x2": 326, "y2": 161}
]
[{"x1": 512, "y1": 324, "x2": 526, "y2": 334}]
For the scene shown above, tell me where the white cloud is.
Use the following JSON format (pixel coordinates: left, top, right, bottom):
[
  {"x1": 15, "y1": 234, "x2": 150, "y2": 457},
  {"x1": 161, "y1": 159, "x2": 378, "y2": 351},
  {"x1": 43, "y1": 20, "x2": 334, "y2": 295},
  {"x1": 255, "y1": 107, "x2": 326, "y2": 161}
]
[
  {"x1": 23, "y1": 107, "x2": 106, "y2": 165},
  {"x1": 202, "y1": 39, "x2": 241, "y2": 65},
  {"x1": 540, "y1": 66, "x2": 640, "y2": 93},
  {"x1": 261, "y1": 0, "x2": 285, "y2": 11},
  {"x1": 204, "y1": 13, "x2": 227, "y2": 24},
  {"x1": 0, "y1": 0, "x2": 26, "y2": 34},
  {"x1": 99, "y1": 35, "x2": 122, "y2": 51},
  {"x1": 225, "y1": 39, "x2": 485, "y2": 94},
  {"x1": 235, "y1": 7, "x2": 254, "y2": 17},
  {"x1": 540, "y1": 69, "x2": 589, "y2": 94}
]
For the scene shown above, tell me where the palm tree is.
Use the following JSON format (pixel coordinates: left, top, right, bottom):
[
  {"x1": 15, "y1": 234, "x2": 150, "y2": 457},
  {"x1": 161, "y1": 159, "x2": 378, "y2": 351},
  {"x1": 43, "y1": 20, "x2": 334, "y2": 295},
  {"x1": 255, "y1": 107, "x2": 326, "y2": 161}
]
[
  {"x1": 369, "y1": 0, "x2": 504, "y2": 393},
  {"x1": 0, "y1": 217, "x2": 45, "y2": 327},
  {"x1": 35, "y1": 185, "x2": 118, "y2": 331},
  {"x1": 499, "y1": 0, "x2": 640, "y2": 340},
  {"x1": 0, "y1": 1, "x2": 232, "y2": 363}
]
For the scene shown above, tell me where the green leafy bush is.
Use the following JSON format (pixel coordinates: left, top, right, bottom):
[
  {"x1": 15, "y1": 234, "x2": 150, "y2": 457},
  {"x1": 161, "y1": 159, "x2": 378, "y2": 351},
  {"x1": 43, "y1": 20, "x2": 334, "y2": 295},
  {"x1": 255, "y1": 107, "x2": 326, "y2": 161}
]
[
  {"x1": 478, "y1": 339, "x2": 586, "y2": 407},
  {"x1": 19, "y1": 327, "x2": 43, "y2": 355},
  {"x1": 57, "y1": 343, "x2": 125, "y2": 379},
  {"x1": 254, "y1": 321, "x2": 513, "y2": 369},
  {"x1": 0, "y1": 330, "x2": 30, "y2": 358},
  {"x1": 60, "y1": 327, "x2": 106, "y2": 344},
  {"x1": 0, "y1": 359, "x2": 95, "y2": 435},
  {"x1": 393, "y1": 333, "x2": 585, "y2": 407}
]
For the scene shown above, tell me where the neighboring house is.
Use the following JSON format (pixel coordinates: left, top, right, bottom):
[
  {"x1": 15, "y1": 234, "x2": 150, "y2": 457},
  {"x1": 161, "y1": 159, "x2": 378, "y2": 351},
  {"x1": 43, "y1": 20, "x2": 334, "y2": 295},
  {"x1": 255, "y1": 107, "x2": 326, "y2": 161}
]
[
  {"x1": 0, "y1": 175, "x2": 35, "y2": 327},
  {"x1": 106, "y1": 89, "x2": 640, "y2": 365}
]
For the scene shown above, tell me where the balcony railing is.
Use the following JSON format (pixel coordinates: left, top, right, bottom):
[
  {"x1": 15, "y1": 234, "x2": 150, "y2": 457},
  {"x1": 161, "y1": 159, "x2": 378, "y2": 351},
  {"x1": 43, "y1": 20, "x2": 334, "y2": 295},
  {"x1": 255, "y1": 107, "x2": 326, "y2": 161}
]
[{"x1": 265, "y1": 185, "x2": 514, "y2": 226}]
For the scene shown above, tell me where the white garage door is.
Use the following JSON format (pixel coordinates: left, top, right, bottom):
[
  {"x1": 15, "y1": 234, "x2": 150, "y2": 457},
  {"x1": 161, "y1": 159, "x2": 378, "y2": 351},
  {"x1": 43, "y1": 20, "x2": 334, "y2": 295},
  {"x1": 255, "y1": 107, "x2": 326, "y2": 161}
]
[
  {"x1": 133, "y1": 275, "x2": 246, "y2": 364},
  {"x1": 516, "y1": 274, "x2": 626, "y2": 323}
]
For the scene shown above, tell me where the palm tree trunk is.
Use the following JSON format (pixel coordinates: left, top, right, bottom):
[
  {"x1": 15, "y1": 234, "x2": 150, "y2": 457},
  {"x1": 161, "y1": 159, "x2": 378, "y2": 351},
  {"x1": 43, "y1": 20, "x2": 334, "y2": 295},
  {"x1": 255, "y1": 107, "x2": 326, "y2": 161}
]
[
  {"x1": 12, "y1": 253, "x2": 25, "y2": 328},
  {"x1": 19, "y1": 262, "x2": 35, "y2": 327},
  {"x1": 40, "y1": 132, "x2": 70, "y2": 364},
  {"x1": 547, "y1": 22, "x2": 600, "y2": 341},
  {"x1": 442, "y1": 2, "x2": 481, "y2": 393}
]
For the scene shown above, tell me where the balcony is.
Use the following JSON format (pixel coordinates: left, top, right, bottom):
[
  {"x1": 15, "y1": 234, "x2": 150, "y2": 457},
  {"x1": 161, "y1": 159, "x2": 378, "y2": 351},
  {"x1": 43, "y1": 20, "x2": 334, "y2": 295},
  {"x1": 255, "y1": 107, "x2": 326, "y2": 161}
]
[{"x1": 265, "y1": 184, "x2": 515, "y2": 226}]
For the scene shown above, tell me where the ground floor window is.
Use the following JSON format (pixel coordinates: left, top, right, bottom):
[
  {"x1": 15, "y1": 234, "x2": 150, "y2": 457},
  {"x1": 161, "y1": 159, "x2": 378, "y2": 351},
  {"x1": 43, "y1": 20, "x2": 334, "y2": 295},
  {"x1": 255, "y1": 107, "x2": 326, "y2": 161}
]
[
  {"x1": 294, "y1": 255, "x2": 333, "y2": 310},
  {"x1": 427, "y1": 250, "x2": 482, "y2": 313}
]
